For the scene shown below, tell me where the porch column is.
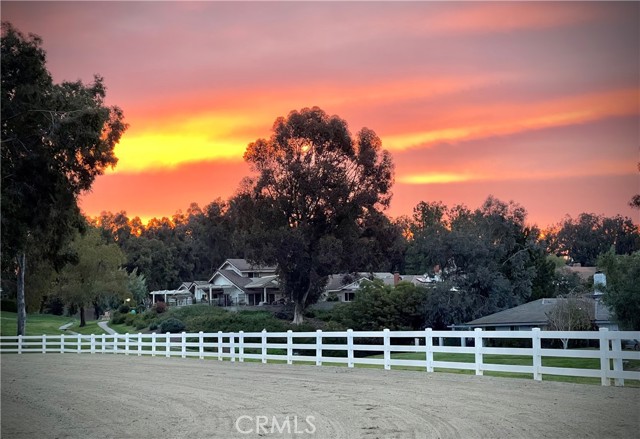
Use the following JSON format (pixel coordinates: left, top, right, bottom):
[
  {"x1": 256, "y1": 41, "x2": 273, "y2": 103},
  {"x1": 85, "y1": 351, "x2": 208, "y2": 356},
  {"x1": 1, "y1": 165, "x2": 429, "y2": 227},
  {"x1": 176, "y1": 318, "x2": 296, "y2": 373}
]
[
  {"x1": 164, "y1": 292, "x2": 167, "y2": 303},
  {"x1": 263, "y1": 287, "x2": 267, "y2": 304},
  {"x1": 208, "y1": 285, "x2": 212, "y2": 305}
]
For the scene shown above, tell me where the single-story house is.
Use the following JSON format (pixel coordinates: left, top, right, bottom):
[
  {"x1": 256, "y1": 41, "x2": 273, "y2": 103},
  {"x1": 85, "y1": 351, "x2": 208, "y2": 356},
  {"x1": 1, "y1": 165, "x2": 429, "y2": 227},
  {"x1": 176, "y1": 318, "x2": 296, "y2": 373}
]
[{"x1": 464, "y1": 296, "x2": 618, "y2": 331}]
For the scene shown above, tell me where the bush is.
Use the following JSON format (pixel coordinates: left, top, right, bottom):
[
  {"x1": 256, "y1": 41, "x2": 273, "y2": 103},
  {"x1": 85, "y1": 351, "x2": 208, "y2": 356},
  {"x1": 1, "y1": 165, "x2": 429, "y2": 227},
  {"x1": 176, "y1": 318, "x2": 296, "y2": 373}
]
[
  {"x1": 124, "y1": 313, "x2": 138, "y2": 327},
  {"x1": 159, "y1": 318, "x2": 186, "y2": 333},
  {"x1": 149, "y1": 321, "x2": 159, "y2": 331},
  {"x1": 1, "y1": 299, "x2": 17, "y2": 313},
  {"x1": 118, "y1": 304, "x2": 130, "y2": 314},
  {"x1": 110, "y1": 311, "x2": 126, "y2": 325},
  {"x1": 134, "y1": 320, "x2": 147, "y2": 330}
]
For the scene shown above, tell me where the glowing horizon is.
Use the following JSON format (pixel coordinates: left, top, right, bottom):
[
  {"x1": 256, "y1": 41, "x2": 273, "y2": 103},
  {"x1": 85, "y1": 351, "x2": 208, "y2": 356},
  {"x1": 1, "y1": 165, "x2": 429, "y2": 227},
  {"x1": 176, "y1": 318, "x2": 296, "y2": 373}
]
[{"x1": 4, "y1": 1, "x2": 638, "y2": 227}]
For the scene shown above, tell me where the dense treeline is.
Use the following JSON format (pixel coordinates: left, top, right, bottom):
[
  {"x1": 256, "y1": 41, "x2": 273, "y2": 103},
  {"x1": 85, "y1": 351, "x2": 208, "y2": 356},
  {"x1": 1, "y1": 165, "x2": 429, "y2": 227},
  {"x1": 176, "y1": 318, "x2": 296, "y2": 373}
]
[{"x1": 77, "y1": 196, "x2": 638, "y2": 329}]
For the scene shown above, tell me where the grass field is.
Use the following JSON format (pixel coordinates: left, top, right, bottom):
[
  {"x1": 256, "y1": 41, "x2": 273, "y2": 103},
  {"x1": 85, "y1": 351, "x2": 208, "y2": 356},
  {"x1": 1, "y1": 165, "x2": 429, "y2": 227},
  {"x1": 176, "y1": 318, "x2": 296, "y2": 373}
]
[
  {"x1": 0, "y1": 311, "x2": 109, "y2": 336},
  {"x1": 0, "y1": 311, "x2": 74, "y2": 336}
]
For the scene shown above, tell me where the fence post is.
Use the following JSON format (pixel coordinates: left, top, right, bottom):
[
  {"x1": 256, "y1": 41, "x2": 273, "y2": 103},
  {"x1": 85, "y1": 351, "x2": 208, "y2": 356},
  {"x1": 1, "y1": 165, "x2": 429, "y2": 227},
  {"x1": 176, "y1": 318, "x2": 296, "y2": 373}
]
[
  {"x1": 347, "y1": 329, "x2": 354, "y2": 368},
  {"x1": 612, "y1": 335, "x2": 624, "y2": 387},
  {"x1": 18, "y1": 335, "x2": 23, "y2": 354},
  {"x1": 101, "y1": 334, "x2": 106, "y2": 354},
  {"x1": 230, "y1": 333, "x2": 236, "y2": 362},
  {"x1": 137, "y1": 333, "x2": 142, "y2": 356},
  {"x1": 42, "y1": 334, "x2": 47, "y2": 354},
  {"x1": 77, "y1": 333, "x2": 82, "y2": 354},
  {"x1": 165, "y1": 332, "x2": 171, "y2": 358},
  {"x1": 181, "y1": 332, "x2": 186, "y2": 359},
  {"x1": 532, "y1": 328, "x2": 542, "y2": 381},
  {"x1": 61, "y1": 334, "x2": 65, "y2": 354},
  {"x1": 425, "y1": 328, "x2": 433, "y2": 372},
  {"x1": 599, "y1": 328, "x2": 610, "y2": 386},
  {"x1": 113, "y1": 334, "x2": 118, "y2": 353},
  {"x1": 90, "y1": 334, "x2": 96, "y2": 354},
  {"x1": 316, "y1": 330, "x2": 323, "y2": 366},
  {"x1": 151, "y1": 333, "x2": 157, "y2": 357},
  {"x1": 474, "y1": 328, "x2": 483, "y2": 376},
  {"x1": 383, "y1": 329, "x2": 391, "y2": 370},
  {"x1": 218, "y1": 331, "x2": 224, "y2": 361},
  {"x1": 261, "y1": 329, "x2": 267, "y2": 364},
  {"x1": 239, "y1": 331, "x2": 245, "y2": 362},
  {"x1": 286, "y1": 330, "x2": 293, "y2": 365},
  {"x1": 125, "y1": 333, "x2": 130, "y2": 355},
  {"x1": 198, "y1": 331, "x2": 204, "y2": 360}
]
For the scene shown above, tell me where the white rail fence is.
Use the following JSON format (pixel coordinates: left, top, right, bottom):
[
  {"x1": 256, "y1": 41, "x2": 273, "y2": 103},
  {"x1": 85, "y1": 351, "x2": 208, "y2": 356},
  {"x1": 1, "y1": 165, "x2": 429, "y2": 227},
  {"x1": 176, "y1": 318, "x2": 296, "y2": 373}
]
[{"x1": 2, "y1": 328, "x2": 639, "y2": 386}]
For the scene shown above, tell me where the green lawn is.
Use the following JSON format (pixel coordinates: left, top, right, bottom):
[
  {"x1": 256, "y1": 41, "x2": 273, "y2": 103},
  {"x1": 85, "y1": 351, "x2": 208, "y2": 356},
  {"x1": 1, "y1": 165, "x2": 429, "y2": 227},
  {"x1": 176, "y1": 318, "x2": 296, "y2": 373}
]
[
  {"x1": 1, "y1": 311, "x2": 74, "y2": 336},
  {"x1": 69, "y1": 320, "x2": 108, "y2": 335},
  {"x1": 0, "y1": 311, "x2": 111, "y2": 336}
]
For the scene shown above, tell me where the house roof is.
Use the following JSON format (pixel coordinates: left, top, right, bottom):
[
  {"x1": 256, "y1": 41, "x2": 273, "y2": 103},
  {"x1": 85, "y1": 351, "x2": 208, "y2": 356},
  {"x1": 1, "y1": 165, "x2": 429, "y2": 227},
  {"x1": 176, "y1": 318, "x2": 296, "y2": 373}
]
[
  {"x1": 192, "y1": 280, "x2": 210, "y2": 286},
  {"x1": 221, "y1": 258, "x2": 277, "y2": 272},
  {"x1": 245, "y1": 275, "x2": 280, "y2": 289},
  {"x1": 210, "y1": 269, "x2": 254, "y2": 292},
  {"x1": 466, "y1": 297, "x2": 614, "y2": 327},
  {"x1": 467, "y1": 299, "x2": 555, "y2": 327}
]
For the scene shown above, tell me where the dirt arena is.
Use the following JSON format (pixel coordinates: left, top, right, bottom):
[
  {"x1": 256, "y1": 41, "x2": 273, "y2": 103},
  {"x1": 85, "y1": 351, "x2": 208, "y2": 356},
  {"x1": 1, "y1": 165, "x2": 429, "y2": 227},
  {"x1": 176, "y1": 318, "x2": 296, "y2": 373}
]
[{"x1": 1, "y1": 354, "x2": 638, "y2": 438}]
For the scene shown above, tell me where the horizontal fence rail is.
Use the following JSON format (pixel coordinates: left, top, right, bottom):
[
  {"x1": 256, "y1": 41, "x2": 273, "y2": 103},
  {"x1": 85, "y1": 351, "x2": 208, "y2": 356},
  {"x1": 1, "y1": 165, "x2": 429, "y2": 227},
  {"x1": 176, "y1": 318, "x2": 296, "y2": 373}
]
[{"x1": 1, "y1": 328, "x2": 638, "y2": 386}]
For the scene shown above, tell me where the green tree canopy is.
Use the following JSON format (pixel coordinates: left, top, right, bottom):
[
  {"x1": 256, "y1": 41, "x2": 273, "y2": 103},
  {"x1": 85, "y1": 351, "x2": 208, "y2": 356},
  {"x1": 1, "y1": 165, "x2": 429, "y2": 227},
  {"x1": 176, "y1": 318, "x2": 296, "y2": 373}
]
[
  {"x1": 232, "y1": 107, "x2": 394, "y2": 324},
  {"x1": 1, "y1": 23, "x2": 127, "y2": 334},
  {"x1": 554, "y1": 213, "x2": 639, "y2": 266},
  {"x1": 597, "y1": 250, "x2": 640, "y2": 330},
  {"x1": 56, "y1": 228, "x2": 128, "y2": 327},
  {"x1": 404, "y1": 196, "x2": 551, "y2": 325}
]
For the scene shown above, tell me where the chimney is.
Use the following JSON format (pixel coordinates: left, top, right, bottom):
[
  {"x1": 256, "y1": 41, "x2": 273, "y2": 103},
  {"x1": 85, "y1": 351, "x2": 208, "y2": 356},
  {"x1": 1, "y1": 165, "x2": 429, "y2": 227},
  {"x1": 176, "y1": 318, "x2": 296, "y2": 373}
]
[{"x1": 394, "y1": 272, "x2": 400, "y2": 286}]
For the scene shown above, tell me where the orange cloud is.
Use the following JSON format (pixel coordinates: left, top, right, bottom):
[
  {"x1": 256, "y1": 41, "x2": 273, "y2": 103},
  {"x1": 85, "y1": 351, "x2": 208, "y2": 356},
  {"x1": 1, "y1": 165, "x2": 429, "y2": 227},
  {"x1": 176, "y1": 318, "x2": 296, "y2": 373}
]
[
  {"x1": 427, "y1": 2, "x2": 610, "y2": 35},
  {"x1": 383, "y1": 88, "x2": 638, "y2": 151}
]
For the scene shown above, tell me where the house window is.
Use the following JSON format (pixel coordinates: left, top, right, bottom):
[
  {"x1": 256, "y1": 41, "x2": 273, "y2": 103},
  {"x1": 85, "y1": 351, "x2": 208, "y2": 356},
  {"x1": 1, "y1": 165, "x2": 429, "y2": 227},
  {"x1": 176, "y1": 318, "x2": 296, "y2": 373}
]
[{"x1": 344, "y1": 292, "x2": 355, "y2": 302}]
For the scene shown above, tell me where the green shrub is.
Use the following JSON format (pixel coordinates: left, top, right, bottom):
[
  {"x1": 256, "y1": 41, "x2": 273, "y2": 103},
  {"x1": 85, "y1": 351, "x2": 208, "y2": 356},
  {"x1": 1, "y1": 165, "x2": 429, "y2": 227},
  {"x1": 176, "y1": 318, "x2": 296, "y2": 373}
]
[
  {"x1": 149, "y1": 321, "x2": 159, "y2": 331},
  {"x1": 160, "y1": 318, "x2": 186, "y2": 333},
  {"x1": 124, "y1": 313, "x2": 138, "y2": 327},
  {"x1": 111, "y1": 311, "x2": 126, "y2": 325},
  {"x1": 118, "y1": 304, "x2": 130, "y2": 314},
  {"x1": 134, "y1": 320, "x2": 147, "y2": 330}
]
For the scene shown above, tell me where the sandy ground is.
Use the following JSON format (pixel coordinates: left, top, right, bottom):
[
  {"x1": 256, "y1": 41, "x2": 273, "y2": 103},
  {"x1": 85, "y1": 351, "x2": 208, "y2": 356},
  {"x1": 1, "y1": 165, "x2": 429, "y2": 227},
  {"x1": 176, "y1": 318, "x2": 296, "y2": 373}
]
[{"x1": 1, "y1": 354, "x2": 639, "y2": 439}]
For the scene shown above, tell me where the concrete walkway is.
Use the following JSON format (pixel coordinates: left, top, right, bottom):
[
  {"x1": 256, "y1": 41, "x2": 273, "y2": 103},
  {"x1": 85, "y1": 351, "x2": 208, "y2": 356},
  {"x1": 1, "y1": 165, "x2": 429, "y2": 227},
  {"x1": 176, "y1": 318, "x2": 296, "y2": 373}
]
[
  {"x1": 58, "y1": 322, "x2": 78, "y2": 335},
  {"x1": 97, "y1": 321, "x2": 118, "y2": 335}
]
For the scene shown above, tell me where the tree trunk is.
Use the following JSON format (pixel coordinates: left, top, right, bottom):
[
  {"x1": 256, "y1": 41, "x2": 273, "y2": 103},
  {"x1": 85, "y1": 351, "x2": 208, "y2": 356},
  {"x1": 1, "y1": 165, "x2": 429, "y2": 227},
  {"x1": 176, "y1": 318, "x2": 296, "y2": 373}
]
[
  {"x1": 79, "y1": 305, "x2": 86, "y2": 327},
  {"x1": 16, "y1": 252, "x2": 27, "y2": 336},
  {"x1": 292, "y1": 301, "x2": 305, "y2": 325}
]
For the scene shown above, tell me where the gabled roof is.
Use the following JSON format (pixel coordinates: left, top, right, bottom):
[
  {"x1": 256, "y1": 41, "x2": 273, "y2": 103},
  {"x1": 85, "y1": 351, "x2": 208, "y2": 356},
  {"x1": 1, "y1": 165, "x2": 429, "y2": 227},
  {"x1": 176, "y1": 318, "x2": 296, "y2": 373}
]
[
  {"x1": 220, "y1": 258, "x2": 277, "y2": 273},
  {"x1": 192, "y1": 280, "x2": 211, "y2": 286},
  {"x1": 209, "y1": 269, "x2": 254, "y2": 292}
]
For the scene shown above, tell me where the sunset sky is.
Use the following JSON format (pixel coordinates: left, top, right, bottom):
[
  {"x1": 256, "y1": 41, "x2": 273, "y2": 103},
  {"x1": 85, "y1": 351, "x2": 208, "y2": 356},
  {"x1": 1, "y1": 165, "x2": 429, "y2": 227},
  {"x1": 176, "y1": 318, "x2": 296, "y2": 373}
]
[{"x1": 4, "y1": 1, "x2": 639, "y2": 227}]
